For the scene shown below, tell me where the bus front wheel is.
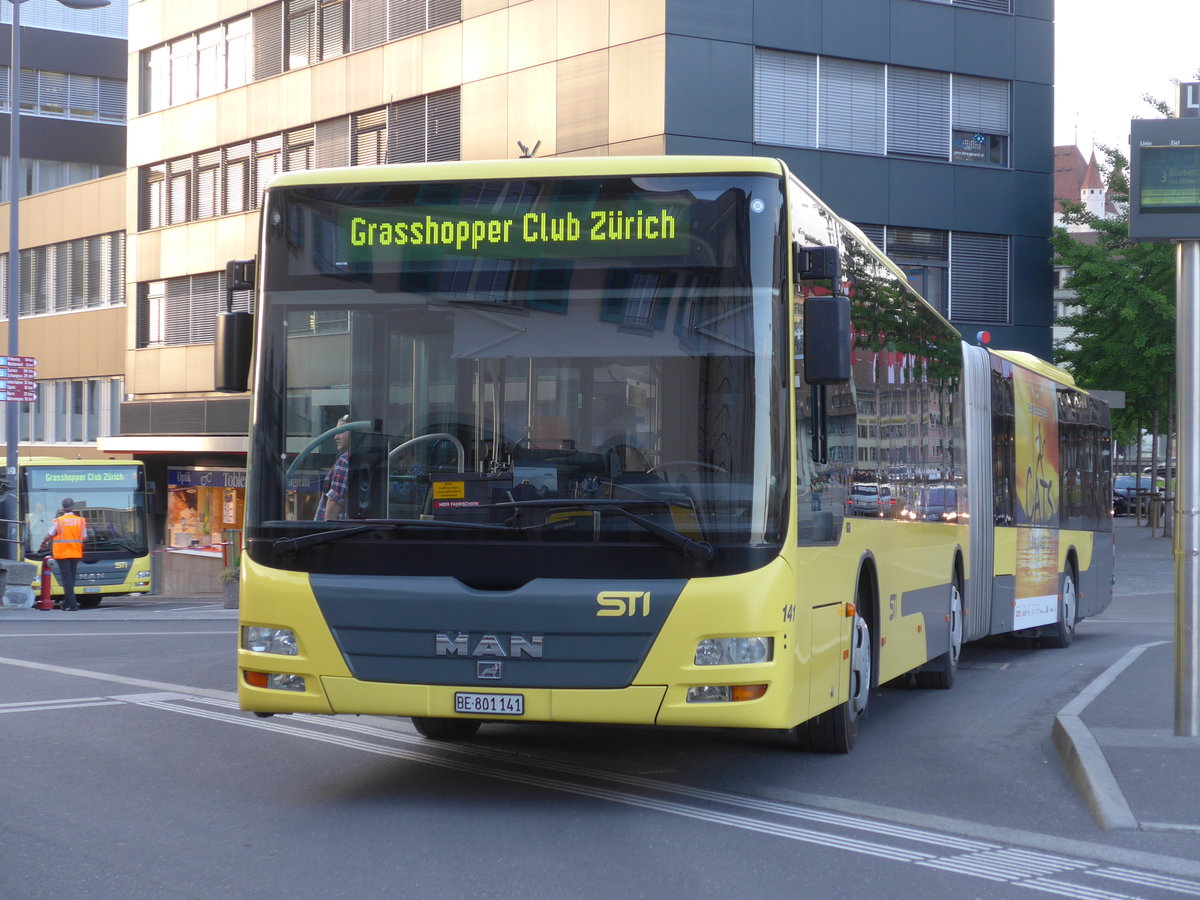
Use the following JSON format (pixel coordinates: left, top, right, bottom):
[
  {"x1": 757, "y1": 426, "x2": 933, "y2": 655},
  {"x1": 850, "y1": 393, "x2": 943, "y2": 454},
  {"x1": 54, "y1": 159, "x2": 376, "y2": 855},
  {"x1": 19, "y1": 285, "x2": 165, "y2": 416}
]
[
  {"x1": 795, "y1": 612, "x2": 870, "y2": 754},
  {"x1": 411, "y1": 717, "x2": 482, "y2": 741}
]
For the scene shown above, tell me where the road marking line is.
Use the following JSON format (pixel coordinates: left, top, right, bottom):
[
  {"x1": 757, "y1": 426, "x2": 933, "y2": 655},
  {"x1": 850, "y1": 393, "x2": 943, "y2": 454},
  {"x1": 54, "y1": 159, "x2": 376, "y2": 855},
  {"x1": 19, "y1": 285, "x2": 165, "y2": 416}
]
[
  {"x1": 116, "y1": 693, "x2": 1200, "y2": 895},
  {"x1": 7, "y1": 658, "x2": 1200, "y2": 890},
  {"x1": 0, "y1": 697, "x2": 124, "y2": 714},
  {"x1": 0, "y1": 654, "x2": 236, "y2": 702},
  {"x1": 0, "y1": 631, "x2": 230, "y2": 638}
]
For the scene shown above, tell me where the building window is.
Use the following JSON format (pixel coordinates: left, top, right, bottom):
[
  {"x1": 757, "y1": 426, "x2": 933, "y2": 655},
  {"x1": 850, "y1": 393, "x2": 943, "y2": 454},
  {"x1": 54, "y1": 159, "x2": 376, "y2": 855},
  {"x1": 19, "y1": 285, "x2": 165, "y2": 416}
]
[
  {"x1": 352, "y1": 108, "x2": 387, "y2": 166},
  {"x1": 141, "y1": 2, "x2": 458, "y2": 114},
  {"x1": 819, "y1": 58, "x2": 884, "y2": 155},
  {"x1": 0, "y1": 376, "x2": 122, "y2": 445},
  {"x1": 951, "y1": 76, "x2": 1009, "y2": 167},
  {"x1": 137, "y1": 90, "x2": 460, "y2": 230},
  {"x1": 889, "y1": 228, "x2": 950, "y2": 317},
  {"x1": 753, "y1": 50, "x2": 816, "y2": 148},
  {"x1": 949, "y1": 231, "x2": 1010, "y2": 322},
  {"x1": 855, "y1": 224, "x2": 1006, "y2": 323},
  {"x1": 197, "y1": 26, "x2": 226, "y2": 98},
  {"x1": 0, "y1": 232, "x2": 126, "y2": 320},
  {"x1": 887, "y1": 67, "x2": 949, "y2": 159},
  {"x1": 0, "y1": 66, "x2": 125, "y2": 123},
  {"x1": 350, "y1": 0, "x2": 461, "y2": 51},
  {"x1": 753, "y1": 50, "x2": 1010, "y2": 168},
  {"x1": 137, "y1": 271, "x2": 252, "y2": 348},
  {"x1": 912, "y1": 0, "x2": 1011, "y2": 8}
]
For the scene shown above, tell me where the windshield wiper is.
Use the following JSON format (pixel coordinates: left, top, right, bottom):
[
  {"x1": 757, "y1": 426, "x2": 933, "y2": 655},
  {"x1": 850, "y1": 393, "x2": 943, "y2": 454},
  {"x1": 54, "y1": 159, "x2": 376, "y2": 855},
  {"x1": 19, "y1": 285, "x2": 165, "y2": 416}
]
[
  {"x1": 496, "y1": 498, "x2": 715, "y2": 561},
  {"x1": 272, "y1": 518, "x2": 513, "y2": 554}
]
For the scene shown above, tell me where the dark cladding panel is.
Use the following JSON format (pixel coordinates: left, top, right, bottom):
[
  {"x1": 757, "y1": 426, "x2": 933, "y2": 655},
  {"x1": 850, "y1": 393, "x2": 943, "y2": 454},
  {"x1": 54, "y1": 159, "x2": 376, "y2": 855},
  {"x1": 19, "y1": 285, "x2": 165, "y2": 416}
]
[{"x1": 664, "y1": 36, "x2": 752, "y2": 142}]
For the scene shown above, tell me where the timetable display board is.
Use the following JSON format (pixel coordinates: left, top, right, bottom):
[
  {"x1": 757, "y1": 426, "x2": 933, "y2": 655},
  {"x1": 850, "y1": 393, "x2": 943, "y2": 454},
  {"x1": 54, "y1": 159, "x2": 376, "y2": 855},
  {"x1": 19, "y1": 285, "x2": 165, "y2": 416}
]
[{"x1": 1130, "y1": 118, "x2": 1200, "y2": 240}]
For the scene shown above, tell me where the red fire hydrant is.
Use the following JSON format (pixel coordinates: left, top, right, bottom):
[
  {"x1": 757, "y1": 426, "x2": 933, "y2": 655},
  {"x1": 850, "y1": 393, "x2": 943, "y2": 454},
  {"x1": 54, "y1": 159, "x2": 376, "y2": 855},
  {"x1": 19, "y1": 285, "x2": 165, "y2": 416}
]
[{"x1": 36, "y1": 558, "x2": 54, "y2": 610}]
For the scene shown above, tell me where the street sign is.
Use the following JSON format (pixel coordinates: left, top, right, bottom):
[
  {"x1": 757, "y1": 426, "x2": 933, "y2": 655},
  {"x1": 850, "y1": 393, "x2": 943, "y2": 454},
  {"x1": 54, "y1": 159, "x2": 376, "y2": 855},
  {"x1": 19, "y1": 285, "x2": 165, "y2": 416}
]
[
  {"x1": 0, "y1": 356, "x2": 35, "y2": 367},
  {"x1": 0, "y1": 366, "x2": 36, "y2": 378},
  {"x1": 0, "y1": 387, "x2": 37, "y2": 402}
]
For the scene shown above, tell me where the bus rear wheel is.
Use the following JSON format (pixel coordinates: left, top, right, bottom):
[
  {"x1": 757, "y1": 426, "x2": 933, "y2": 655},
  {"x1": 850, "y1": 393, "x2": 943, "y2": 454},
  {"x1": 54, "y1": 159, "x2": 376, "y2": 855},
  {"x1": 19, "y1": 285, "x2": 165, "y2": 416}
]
[
  {"x1": 916, "y1": 573, "x2": 962, "y2": 689},
  {"x1": 795, "y1": 612, "x2": 870, "y2": 754},
  {"x1": 411, "y1": 717, "x2": 482, "y2": 740},
  {"x1": 1043, "y1": 565, "x2": 1077, "y2": 649}
]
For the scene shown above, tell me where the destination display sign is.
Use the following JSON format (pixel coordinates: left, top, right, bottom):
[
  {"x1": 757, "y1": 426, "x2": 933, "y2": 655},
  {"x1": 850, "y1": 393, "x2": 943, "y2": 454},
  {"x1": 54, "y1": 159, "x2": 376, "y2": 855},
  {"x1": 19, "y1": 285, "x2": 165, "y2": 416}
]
[{"x1": 342, "y1": 198, "x2": 692, "y2": 262}]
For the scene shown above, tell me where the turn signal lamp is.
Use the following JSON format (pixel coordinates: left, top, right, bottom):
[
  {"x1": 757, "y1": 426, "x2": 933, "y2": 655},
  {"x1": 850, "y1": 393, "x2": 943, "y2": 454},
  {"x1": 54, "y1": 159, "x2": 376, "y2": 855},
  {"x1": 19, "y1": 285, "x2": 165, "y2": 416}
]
[{"x1": 244, "y1": 671, "x2": 305, "y2": 692}]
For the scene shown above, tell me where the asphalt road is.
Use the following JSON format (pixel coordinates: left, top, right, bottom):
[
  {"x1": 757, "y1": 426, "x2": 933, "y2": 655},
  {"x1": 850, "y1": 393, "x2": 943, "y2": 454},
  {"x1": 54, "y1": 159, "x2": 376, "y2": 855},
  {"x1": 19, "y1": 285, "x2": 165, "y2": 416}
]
[{"x1": 0, "y1": 559, "x2": 1196, "y2": 899}]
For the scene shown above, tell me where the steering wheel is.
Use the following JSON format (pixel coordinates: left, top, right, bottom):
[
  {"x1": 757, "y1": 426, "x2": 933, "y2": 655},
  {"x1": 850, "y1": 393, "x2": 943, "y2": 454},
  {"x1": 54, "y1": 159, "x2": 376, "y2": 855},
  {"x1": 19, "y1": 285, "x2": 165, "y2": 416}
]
[
  {"x1": 285, "y1": 420, "x2": 373, "y2": 482},
  {"x1": 388, "y1": 432, "x2": 465, "y2": 473}
]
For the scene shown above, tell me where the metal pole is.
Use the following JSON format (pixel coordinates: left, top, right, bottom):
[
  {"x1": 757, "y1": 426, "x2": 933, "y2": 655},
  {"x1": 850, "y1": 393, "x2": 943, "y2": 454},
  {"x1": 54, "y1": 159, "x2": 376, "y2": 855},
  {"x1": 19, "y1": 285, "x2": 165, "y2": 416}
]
[
  {"x1": 1175, "y1": 238, "x2": 1200, "y2": 737},
  {"x1": 4, "y1": 0, "x2": 21, "y2": 562}
]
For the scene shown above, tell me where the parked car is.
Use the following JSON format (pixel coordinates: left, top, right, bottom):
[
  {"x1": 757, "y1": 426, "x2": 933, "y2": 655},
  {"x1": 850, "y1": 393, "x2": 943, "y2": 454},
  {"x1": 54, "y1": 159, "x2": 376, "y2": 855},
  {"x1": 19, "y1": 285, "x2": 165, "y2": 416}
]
[
  {"x1": 848, "y1": 483, "x2": 894, "y2": 517},
  {"x1": 901, "y1": 486, "x2": 959, "y2": 522},
  {"x1": 1113, "y1": 474, "x2": 1162, "y2": 516}
]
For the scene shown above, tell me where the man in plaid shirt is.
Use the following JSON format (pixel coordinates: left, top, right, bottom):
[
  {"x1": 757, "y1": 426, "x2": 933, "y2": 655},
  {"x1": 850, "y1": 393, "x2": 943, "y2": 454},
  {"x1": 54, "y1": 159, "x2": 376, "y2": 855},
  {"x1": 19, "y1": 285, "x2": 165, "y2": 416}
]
[{"x1": 316, "y1": 415, "x2": 352, "y2": 521}]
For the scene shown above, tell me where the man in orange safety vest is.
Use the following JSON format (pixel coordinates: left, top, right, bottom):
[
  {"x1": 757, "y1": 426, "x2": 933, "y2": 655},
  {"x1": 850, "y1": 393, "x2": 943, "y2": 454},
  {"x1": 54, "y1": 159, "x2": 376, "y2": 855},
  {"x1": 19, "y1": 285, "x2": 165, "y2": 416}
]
[{"x1": 46, "y1": 498, "x2": 88, "y2": 611}]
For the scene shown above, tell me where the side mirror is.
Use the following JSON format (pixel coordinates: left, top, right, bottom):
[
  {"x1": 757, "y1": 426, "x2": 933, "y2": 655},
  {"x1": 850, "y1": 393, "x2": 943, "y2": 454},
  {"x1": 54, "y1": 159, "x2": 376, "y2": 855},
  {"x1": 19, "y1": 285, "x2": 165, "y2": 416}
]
[
  {"x1": 803, "y1": 294, "x2": 851, "y2": 385},
  {"x1": 216, "y1": 259, "x2": 256, "y2": 393},
  {"x1": 215, "y1": 312, "x2": 254, "y2": 393}
]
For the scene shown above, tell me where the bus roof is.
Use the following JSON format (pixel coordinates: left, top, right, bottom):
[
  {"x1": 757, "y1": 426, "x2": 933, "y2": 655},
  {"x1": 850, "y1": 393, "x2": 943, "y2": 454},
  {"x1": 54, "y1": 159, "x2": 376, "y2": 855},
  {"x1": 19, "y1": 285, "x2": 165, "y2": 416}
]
[
  {"x1": 988, "y1": 349, "x2": 1077, "y2": 388},
  {"x1": 265, "y1": 156, "x2": 788, "y2": 191}
]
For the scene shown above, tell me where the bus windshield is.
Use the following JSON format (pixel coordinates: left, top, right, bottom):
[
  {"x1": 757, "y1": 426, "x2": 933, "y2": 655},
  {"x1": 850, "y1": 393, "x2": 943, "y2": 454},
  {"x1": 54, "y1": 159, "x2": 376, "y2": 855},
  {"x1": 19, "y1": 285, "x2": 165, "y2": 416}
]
[
  {"x1": 22, "y1": 464, "x2": 149, "y2": 557},
  {"x1": 249, "y1": 173, "x2": 788, "y2": 577}
]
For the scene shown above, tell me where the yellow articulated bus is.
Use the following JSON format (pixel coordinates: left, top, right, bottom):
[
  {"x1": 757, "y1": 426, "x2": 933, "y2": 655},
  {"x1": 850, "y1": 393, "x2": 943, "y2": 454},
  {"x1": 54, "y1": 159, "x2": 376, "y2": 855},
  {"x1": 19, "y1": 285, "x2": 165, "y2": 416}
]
[
  {"x1": 20, "y1": 457, "x2": 154, "y2": 606},
  {"x1": 221, "y1": 156, "x2": 1112, "y2": 752}
]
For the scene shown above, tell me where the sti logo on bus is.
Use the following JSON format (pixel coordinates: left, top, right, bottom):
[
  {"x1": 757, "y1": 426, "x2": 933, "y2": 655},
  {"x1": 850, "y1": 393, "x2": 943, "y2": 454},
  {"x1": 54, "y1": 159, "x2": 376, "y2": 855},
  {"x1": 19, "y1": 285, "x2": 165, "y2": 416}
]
[
  {"x1": 596, "y1": 591, "x2": 650, "y2": 617},
  {"x1": 434, "y1": 633, "x2": 544, "y2": 658}
]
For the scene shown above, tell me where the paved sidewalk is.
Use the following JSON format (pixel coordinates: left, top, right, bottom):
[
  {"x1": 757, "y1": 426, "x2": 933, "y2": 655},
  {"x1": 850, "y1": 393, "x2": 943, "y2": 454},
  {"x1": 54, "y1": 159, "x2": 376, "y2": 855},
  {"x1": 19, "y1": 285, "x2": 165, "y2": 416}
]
[
  {"x1": 0, "y1": 593, "x2": 236, "y2": 620},
  {"x1": 1053, "y1": 516, "x2": 1200, "y2": 834}
]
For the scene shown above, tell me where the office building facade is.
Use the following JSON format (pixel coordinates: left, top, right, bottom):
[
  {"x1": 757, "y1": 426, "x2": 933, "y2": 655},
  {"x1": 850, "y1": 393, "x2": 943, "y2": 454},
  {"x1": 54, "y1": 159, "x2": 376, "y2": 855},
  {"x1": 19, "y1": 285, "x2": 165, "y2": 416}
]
[
  {"x1": 99, "y1": 0, "x2": 1052, "y2": 566},
  {"x1": 0, "y1": 0, "x2": 128, "y2": 460}
]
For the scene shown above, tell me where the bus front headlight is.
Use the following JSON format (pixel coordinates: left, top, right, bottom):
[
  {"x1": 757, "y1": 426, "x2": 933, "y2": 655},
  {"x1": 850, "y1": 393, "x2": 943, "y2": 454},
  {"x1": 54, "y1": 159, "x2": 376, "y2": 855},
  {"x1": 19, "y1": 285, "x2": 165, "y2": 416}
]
[
  {"x1": 694, "y1": 637, "x2": 773, "y2": 666},
  {"x1": 243, "y1": 627, "x2": 298, "y2": 656}
]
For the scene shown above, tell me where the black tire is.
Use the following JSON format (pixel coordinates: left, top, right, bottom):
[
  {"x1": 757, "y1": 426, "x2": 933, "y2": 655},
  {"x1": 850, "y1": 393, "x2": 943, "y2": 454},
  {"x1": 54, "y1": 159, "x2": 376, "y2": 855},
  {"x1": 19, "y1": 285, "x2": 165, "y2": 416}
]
[
  {"x1": 916, "y1": 573, "x2": 963, "y2": 689},
  {"x1": 411, "y1": 717, "x2": 482, "y2": 741},
  {"x1": 796, "y1": 613, "x2": 870, "y2": 753},
  {"x1": 78, "y1": 596, "x2": 102, "y2": 609},
  {"x1": 1043, "y1": 564, "x2": 1077, "y2": 649}
]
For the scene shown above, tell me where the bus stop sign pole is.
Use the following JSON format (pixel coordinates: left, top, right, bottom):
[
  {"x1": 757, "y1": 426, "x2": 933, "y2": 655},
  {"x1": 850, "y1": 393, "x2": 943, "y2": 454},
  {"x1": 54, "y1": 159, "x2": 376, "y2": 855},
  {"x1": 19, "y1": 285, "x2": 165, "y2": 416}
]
[
  {"x1": 1176, "y1": 239, "x2": 1199, "y2": 737},
  {"x1": 1129, "y1": 97, "x2": 1200, "y2": 737}
]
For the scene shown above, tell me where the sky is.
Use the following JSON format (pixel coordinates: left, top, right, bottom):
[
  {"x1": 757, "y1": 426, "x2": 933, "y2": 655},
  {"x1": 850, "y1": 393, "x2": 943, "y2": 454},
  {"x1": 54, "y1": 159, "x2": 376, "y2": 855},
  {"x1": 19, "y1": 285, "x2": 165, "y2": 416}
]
[{"x1": 1055, "y1": 0, "x2": 1200, "y2": 153}]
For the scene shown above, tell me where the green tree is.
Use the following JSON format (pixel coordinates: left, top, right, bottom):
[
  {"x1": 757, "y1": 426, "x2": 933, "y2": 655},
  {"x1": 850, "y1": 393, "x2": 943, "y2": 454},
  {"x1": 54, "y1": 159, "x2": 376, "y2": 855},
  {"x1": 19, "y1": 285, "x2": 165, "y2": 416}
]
[{"x1": 1051, "y1": 145, "x2": 1175, "y2": 445}]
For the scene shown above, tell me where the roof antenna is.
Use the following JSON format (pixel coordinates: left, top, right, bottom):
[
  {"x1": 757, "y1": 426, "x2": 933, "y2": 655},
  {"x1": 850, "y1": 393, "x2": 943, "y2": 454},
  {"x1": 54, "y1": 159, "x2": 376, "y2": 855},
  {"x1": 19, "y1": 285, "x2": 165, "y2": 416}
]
[{"x1": 517, "y1": 140, "x2": 541, "y2": 158}]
